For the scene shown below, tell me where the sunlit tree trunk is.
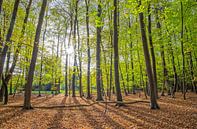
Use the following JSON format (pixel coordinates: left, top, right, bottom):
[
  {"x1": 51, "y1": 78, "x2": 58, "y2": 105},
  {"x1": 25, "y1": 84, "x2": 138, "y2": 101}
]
[{"x1": 23, "y1": 0, "x2": 47, "y2": 109}]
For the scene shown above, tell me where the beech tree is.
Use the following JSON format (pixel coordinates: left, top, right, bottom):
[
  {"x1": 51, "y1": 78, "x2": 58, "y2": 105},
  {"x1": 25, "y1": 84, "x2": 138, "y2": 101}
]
[{"x1": 24, "y1": 0, "x2": 47, "y2": 109}]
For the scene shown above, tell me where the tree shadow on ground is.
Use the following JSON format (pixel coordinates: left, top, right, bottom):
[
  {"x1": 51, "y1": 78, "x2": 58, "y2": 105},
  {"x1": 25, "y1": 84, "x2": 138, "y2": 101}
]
[
  {"x1": 47, "y1": 96, "x2": 67, "y2": 129},
  {"x1": 75, "y1": 97, "x2": 125, "y2": 129}
]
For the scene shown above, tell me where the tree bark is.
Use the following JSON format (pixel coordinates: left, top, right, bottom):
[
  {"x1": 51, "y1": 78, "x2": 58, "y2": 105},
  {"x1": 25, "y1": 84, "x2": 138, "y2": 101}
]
[
  {"x1": 138, "y1": 0, "x2": 159, "y2": 109},
  {"x1": 23, "y1": 0, "x2": 47, "y2": 109},
  {"x1": 147, "y1": 3, "x2": 158, "y2": 98},
  {"x1": 96, "y1": 0, "x2": 103, "y2": 101},
  {"x1": 85, "y1": 0, "x2": 91, "y2": 99},
  {"x1": 180, "y1": 1, "x2": 186, "y2": 100},
  {"x1": 0, "y1": 0, "x2": 20, "y2": 102},
  {"x1": 38, "y1": 7, "x2": 47, "y2": 97},
  {"x1": 114, "y1": 0, "x2": 123, "y2": 105}
]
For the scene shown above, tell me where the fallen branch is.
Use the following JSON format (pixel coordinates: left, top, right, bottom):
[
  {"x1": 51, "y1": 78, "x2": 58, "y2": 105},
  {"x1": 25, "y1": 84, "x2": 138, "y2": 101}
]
[{"x1": 0, "y1": 100, "x2": 149, "y2": 109}]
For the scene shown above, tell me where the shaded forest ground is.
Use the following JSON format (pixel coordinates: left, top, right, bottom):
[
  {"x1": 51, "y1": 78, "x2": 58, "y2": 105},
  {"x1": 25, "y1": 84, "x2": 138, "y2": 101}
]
[{"x1": 0, "y1": 93, "x2": 196, "y2": 129}]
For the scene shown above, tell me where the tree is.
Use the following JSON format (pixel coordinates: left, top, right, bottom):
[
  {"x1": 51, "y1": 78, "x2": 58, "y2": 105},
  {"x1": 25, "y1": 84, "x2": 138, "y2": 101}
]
[
  {"x1": 96, "y1": 0, "x2": 103, "y2": 101},
  {"x1": 85, "y1": 0, "x2": 91, "y2": 99},
  {"x1": 24, "y1": 0, "x2": 47, "y2": 109},
  {"x1": 147, "y1": 3, "x2": 158, "y2": 98},
  {"x1": 138, "y1": 0, "x2": 159, "y2": 109},
  {"x1": 113, "y1": 0, "x2": 123, "y2": 105},
  {"x1": 0, "y1": 0, "x2": 20, "y2": 102}
]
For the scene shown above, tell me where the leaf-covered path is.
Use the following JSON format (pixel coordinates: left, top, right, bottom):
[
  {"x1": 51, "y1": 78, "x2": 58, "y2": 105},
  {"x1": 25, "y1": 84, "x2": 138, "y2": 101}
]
[{"x1": 0, "y1": 93, "x2": 196, "y2": 129}]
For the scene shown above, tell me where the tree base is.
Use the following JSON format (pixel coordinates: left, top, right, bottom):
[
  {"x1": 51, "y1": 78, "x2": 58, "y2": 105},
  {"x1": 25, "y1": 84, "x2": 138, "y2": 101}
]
[
  {"x1": 37, "y1": 94, "x2": 42, "y2": 97},
  {"x1": 160, "y1": 92, "x2": 165, "y2": 96},
  {"x1": 23, "y1": 106, "x2": 34, "y2": 110},
  {"x1": 96, "y1": 98, "x2": 104, "y2": 101},
  {"x1": 150, "y1": 103, "x2": 160, "y2": 109},
  {"x1": 115, "y1": 102, "x2": 125, "y2": 107},
  {"x1": 86, "y1": 96, "x2": 92, "y2": 99}
]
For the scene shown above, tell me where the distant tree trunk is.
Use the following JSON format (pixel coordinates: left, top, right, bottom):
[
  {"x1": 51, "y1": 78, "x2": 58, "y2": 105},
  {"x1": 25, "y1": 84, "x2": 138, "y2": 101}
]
[
  {"x1": 119, "y1": 66, "x2": 127, "y2": 96},
  {"x1": 180, "y1": 1, "x2": 186, "y2": 100},
  {"x1": 108, "y1": 6, "x2": 113, "y2": 100},
  {"x1": 188, "y1": 52, "x2": 196, "y2": 93},
  {"x1": 65, "y1": 53, "x2": 68, "y2": 96},
  {"x1": 128, "y1": 17, "x2": 134, "y2": 94},
  {"x1": 114, "y1": 0, "x2": 123, "y2": 105},
  {"x1": 155, "y1": 6, "x2": 169, "y2": 96},
  {"x1": 96, "y1": 0, "x2": 103, "y2": 101},
  {"x1": 101, "y1": 43, "x2": 109, "y2": 97},
  {"x1": 9, "y1": 78, "x2": 12, "y2": 95},
  {"x1": 85, "y1": 0, "x2": 91, "y2": 99},
  {"x1": 71, "y1": 0, "x2": 78, "y2": 97},
  {"x1": 0, "y1": 0, "x2": 20, "y2": 102},
  {"x1": 23, "y1": 0, "x2": 47, "y2": 109},
  {"x1": 147, "y1": 3, "x2": 158, "y2": 98},
  {"x1": 138, "y1": 0, "x2": 159, "y2": 109},
  {"x1": 76, "y1": 15, "x2": 82, "y2": 97},
  {"x1": 0, "y1": 0, "x2": 3, "y2": 14},
  {"x1": 38, "y1": 8, "x2": 48, "y2": 97}
]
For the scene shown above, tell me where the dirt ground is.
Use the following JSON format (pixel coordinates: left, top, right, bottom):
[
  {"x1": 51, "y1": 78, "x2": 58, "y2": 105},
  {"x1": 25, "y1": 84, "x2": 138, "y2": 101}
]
[{"x1": 0, "y1": 92, "x2": 196, "y2": 129}]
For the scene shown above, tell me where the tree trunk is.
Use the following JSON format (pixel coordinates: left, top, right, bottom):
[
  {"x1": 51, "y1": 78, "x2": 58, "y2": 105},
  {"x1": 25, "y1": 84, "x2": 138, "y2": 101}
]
[
  {"x1": 0, "y1": 0, "x2": 3, "y2": 15},
  {"x1": 76, "y1": 14, "x2": 82, "y2": 97},
  {"x1": 38, "y1": 7, "x2": 47, "y2": 97},
  {"x1": 147, "y1": 3, "x2": 158, "y2": 98},
  {"x1": 155, "y1": 6, "x2": 169, "y2": 96},
  {"x1": 71, "y1": 0, "x2": 78, "y2": 97},
  {"x1": 119, "y1": 66, "x2": 127, "y2": 96},
  {"x1": 180, "y1": 1, "x2": 186, "y2": 100},
  {"x1": 114, "y1": 0, "x2": 123, "y2": 105},
  {"x1": 85, "y1": 0, "x2": 91, "y2": 99},
  {"x1": 128, "y1": 18, "x2": 134, "y2": 94},
  {"x1": 23, "y1": 0, "x2": 47, "y2": 109},
  {"x1": 0, "y1": 0, "x2": 20, "y2": 102},
  {"x1": 138, "y1": 0, "x2": 159, "y2": 109},
  {"x1": 96, "y1": 0, "x2": 103, "y2": 101}
]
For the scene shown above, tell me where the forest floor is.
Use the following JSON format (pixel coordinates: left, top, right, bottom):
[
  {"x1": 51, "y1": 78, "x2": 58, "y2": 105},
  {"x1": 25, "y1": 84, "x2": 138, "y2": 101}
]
[{"x1": 0, "y1": 92, "x2": 197, "y2": 129}]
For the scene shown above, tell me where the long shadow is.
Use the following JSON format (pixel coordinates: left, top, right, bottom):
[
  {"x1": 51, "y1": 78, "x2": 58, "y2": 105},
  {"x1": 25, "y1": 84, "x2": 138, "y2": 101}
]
[
  {"x1": 98, "y1": 102, "x2": 181, "y2": 129},
  {"x1": 126, "y1": 103, "x2": 194, "y2": 128},
  {"x1": 76, "y1": 97, "x2": 125, "y2": 129},
  {"x1": 73, "y1": 97, "x2": 104, "y2": 129},
  {"x1": 47, "y1": 96, "x2": 67, "y2": 129},
  {"x1": 32, "y1": 95, "x2": 54, "y2": 106},
  {"x1": 0, "y1": 95, "x2": 55, "y2": 126},
  {"x1": 0, "y1": 108, "x2": 28, "y2": 126}
]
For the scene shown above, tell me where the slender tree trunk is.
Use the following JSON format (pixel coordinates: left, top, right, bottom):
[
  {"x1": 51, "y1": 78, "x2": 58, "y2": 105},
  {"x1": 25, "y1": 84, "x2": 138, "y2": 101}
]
[
  {"x1": 119, "y1": 66, "x2": 127, "y2": 96},
  {"x1": 23, "y1": 0, "x2": 47, "y2": 109},
  {"x1": 114, "y1": 0, "x2": 123, "y2": 105},
  {"x1": 71, "y1": 0, "x2": 78, "y2": 97},
  {"x1": 0, "y1": 0, "x2": 20, "y2": 79},
  {"x1": 155, "y1": 6, "x2": 169, "y2": 96},
  {"x1": 180, "y1": 1, "x2": 186, "y2": 100},
  {"x1": 38, "y1": 8, "x2": 47, "y2": 97},
  {"x1": 128, "y1": 18, "x2": 134, "y2": 94},
  {"x1": 85, "y1": 0, "x2": 91, "y2": 99},
  {"x1": 0, "y1": 0, "x2": 20, "y2": 102},
  {"x1": 138, "y1": 0, "x2": 159, "y2": 109},
  {"x1": 108, "y1": 6, "x2": 113, "y2": 100},
  {"x1": 96, "y1": 0, "x2": 103, "y2": 101},
  {"x1": 0, "y1": 0, "x2": 3, "y2": 15},
  {"x1": 148, "y1": 3, "x2": 158, "y2": 98},
  {"x1": 76, "y1": 15, "x2": 82, "y2": 97}
]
